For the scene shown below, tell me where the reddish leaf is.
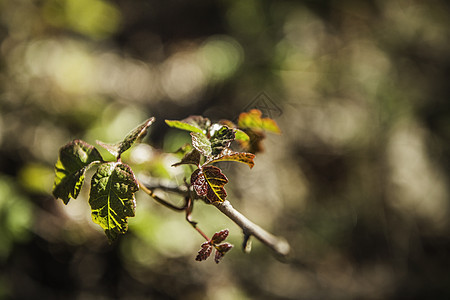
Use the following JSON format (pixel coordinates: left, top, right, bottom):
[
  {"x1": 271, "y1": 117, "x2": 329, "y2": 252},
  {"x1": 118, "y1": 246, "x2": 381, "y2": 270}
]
[
  {"x1": 191, "y1": 166, "x2": 228, "y2": 203},
  {"x1": 191, "y1": 169, "x2": 208, "y2": 197},
  {"x1": 214, "y1": 243, "x2": 233, "y2": 264},
  {"x1": 211, "y1": 229, "x2": 229, "y2": 244},
  {"x1": 195, "y1": 242, "x2": 213, "y2": 261},
  {"x1": 195, "y1": 230, "x2": 234, "y2": 263}
]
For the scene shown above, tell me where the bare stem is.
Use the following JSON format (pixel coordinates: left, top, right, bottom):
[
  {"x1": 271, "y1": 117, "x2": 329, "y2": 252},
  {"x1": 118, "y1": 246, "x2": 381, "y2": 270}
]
[
  {"x1": 139, "y1": 180, "x2": 210, "y2": 241},
  {"x1": 137, "y1": 180, "x2": 186, "y2": 211},
  {"x1": 214, "y1": 200, "x2": 290, "y2": 258},
  {"x1": 185, "y1": 196, "x2": 210, "y2": 241},
  {"x1": 189, "y1": 222, "x2": 210, "y2": 241}
]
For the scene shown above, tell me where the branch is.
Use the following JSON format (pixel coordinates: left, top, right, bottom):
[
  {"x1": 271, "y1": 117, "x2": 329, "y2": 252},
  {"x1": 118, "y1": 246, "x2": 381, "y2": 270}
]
[
  {"x1": 137, "y1": 179, "x2": 186, "y2": 211},
  {"x1": 140, "y1": 177, "x2": 189, "y2": 195},
  {"x1": 214, "y1": 200, "x2": 290, "y2": 258},
  {"x1": 140, "y1": 178, "x2": 291, "y2": 259}
]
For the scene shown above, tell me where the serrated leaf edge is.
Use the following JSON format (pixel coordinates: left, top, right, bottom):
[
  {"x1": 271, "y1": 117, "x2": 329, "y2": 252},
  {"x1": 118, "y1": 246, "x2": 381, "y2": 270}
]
[{"x1": 96, "y1": 117, "x2": 155, "y2": 159}]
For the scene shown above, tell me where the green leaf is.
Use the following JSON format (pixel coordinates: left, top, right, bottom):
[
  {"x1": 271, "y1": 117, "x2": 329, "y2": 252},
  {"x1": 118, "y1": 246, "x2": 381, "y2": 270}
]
[
  {"x1": 97, "y1": 117, "x2": 155, "y2": 159},
  {"x1": 191, "y1": 166, "x2": 228, "y2": 203},
  {"x1": 165, "y1": 116, "x2": 211, "y2": 134},
  {"x1": 165, "y1": 120, "x2": 204, "y2": 134},
  {"x1": 207, "y1": 148, "x2": 255, "y2": 169},
  {"x1": 191, "y1": 132, "x2": 212, "y2": 157},
  {"x1": 235, "y1": 129, "x2": 250, "y2": 142},
  {"x1": 53, "y1": 140, "x2": 103, "y2": 204},
  {"x1": 238, "y1": 109, "x2": 281, "y2": 133},
  {"x1": 172, "y1": 149, "x2": 201, "y2": 167},
  {"x1": 210, "y1": 125, "x2": 235, "y2": 156},
  {"x1": 89, "y1": 162, "x2": 138, "y2": 242}
]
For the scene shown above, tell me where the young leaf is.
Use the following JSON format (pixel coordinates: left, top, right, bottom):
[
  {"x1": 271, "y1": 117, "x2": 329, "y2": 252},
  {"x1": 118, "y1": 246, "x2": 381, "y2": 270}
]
[
  {"x1": 207, "y1": 148, "x2": 255, "y2": 169},
  {"x1": 191, "y1": 132, "x2": 212, "y2": 157},
  {"x1": 211, "y1": 229, "x2": 229, "y2": 244},
  {"x1": 191, "y1": 166, "x2": 228, "y2": 203},
  {"x1": 165, "y1": 116, "x2": 211, "y2": 134},
  {"x1": 235, "y1": 129, "x2": 250, "y2": 142},
  {"x1": 172, "y1": 149, "x2": 201, "y2": 167},
  {"x1": 238, "y1": 109, "x2": 281, "y2": 134},
  {"x1": 165, "y1": 120, "x2": 204, "y2": 134},
  {"x1": 214, "y1": 243, "x2": 233, "y2": 264},
  {"x1": 53, "y1": 140, "x2": 103, "y2": 204},
  {"x1": 210, "y1": 126, "x2": 235, "y2": 156},
  {"x1": 89, "y1": 162, "x2": 138, "y2": 242},
  {"x1": 195, "y1": 242, "x2": 213, "y2": 261},
  {"x1": 97, "y1": 117, "x2": 155, "y2": 159},
  {"x1": 195, "y1": 230, "x2": 233, "y2": 263}
]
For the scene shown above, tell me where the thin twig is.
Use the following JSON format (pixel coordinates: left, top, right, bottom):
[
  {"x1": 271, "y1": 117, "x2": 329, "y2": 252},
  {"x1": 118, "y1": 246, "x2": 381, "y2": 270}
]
[
  {"x1": 139, "y1": 179, "x2": 291, "y2": 258},
  {"x1": 137, "y1": 180, "x2": 186, "y2": 211},
  {"x1": 139, "y1": 179, "x2": 210, "y2": 241},
  {"x1": 214, "y1": 200, "x2": 290, "y2": 258},
  {"x1": 185, "y1": 196, "x2": 210, "y2": 241},
  {"x1": 140, "y1": 177, "x2": 190, "y2": 195}
]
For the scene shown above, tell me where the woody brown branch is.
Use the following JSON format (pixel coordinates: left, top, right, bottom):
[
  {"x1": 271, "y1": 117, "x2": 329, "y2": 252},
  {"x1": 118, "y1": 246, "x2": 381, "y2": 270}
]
[{"x1": 141, "y1": 179, "x2": 291, "y2": 258}]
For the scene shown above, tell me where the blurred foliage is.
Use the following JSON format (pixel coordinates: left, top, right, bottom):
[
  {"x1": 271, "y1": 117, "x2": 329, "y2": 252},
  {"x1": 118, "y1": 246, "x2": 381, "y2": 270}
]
[{"x1": 1, "y1": 0, "x2": 450, "y2": 299}]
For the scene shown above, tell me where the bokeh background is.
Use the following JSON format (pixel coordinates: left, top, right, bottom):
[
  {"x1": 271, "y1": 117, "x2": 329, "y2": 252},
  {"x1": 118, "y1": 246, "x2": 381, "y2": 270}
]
[{"x1": 1, "y1": 0, "x2": 450, "y2": 299}]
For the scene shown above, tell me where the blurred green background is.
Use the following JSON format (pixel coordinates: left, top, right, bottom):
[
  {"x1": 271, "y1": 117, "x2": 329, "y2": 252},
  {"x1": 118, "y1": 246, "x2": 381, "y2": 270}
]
[{"x1": 1, "y1": 0, "x2": 450, "y2": 299}]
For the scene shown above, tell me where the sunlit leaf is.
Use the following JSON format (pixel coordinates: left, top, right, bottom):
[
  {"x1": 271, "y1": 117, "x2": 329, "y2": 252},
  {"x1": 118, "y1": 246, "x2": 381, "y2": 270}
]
[
  {"x1": 96, "y1": 140, "x2": 122, "y2": 158},
  {"x1": 191, "y1": 132, "x2": 212, "y2": 157},
  {"x1": 97, "y1": 117, "x2": 154, "y2": 159},
  {"x1": 235, "y1": 129, "x2": 250, "y2": 142},
  {"x1": 195, "y1": 242, "x2": 213, "y2": 261},
  {"x1": 172, "y1": 149, "x2": 201, "y2": 167},
  {"x1": 207, "y1": 148, "x2": 255, "y2": 168},
  {"x1": 214, "y1": 243, "x2": 233, "y2": 264},
  {"x1": 165, "y1": 120, "x2": 204, "y2": 134},
  {"x1": 210, "y1": 125, "x2": 235, "y2": 156},
  {"x1": 89, "y1": 162, "x2": 138, "y2": 242},
  {"x1": 191, "y1": 166, "x2": 228, "y2": 203},
  {"x1": 211, "y1": 229, "x2": 229, "y2": 244},
  {"x1": 238, "y1": 109, "x2": 281, "y2": 133},
  {"x1": 53, "y1": 140, "x2": 103, "y2": 204},
  {"x1": 165, "y1": 116, "x2": 211, "y2": 134}
]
